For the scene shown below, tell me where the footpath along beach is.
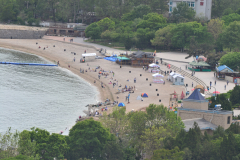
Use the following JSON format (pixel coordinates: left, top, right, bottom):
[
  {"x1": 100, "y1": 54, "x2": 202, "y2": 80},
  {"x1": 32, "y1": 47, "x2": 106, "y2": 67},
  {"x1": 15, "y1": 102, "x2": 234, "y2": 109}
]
[{"x1": 0, "y1": 37, "x2": 188, "y2": 113}]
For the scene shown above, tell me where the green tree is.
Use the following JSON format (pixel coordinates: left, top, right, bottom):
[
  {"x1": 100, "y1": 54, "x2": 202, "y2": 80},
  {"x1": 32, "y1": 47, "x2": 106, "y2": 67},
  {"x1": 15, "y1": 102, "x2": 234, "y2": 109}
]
[
  {"x1": 219, "y1": 52, "x2": 240, "y2": 70},
  {"x1": 137, "y1": 12, "x2": 167, "y2": 30},
  {"x1": 207, "y1": 18, "x2": 224, "y2": 52},
  {"x1": 230, "y1": 85, "x2": 240, "y2": 105},
  {"x1": 18, "y1": 130, "x2": 38, "y2": 159},
  {"x1": 97, "y1": 17, "x2": 115, "y2": 32},
  {"x1": 151, "y1": 147, "x2": 184, "y2": 160},
  {"x1": 222, "y1": 13, "x2": 240, "y2": 26},
  {"x1": 121, "y1": 5, "x2": 152, "y2": 21},
  {"x1": 226, "y1": 122, "x2": 240, "y2": 134},
  {"x1": 221, "y1": 21, "x2": 240, "y2": 51},
  {"x1": 220, "y1": 132, "x2": 237, "y2": 160},
  {"x1": 2, "y1": 155, "x2": 36, "y2": 160},
  {"x1": 134, "y1": 28, "x2": 155, "y2": 49},
  {"x1": 171, "y1": 22, "x2": 209, "y2": 52},
  {"x1": 141, "y1": 126, "x2": 170, "y2": 156},
  {"x1": 85, "y1": 22, "x2": 101, "y2": 41},
  {"x1": 171, "y1": 2, "x2": 195, "y2": 23},
  {"x1": 151, "y1": 25, "x2": 174, "y2": 50},
  {"x1": 0, "y1": 1, "x2": 17, "y2": 22},
  {"x1": 0, "y1": 128, "x2": 19, "y2": 159},
  {"x1": 209, "y1": 94, "x2": 232, "y2": 110},
  {"x1": 68, "y1": 118, "x2": 113, "y2": 160}
]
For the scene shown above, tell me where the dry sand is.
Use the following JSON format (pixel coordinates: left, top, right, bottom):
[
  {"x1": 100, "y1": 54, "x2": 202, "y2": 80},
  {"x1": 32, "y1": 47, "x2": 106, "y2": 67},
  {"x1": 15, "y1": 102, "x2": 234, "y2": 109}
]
[{"x1": 0, "y1": 37, "x2": 186, "y2": 112}]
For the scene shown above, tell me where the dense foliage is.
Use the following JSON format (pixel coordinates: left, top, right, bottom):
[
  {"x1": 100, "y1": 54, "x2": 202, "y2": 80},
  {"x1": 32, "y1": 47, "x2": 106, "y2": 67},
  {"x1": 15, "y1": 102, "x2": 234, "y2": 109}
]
[{"x1": 1, "y1": 104, "x2": 240, "y2": 159}]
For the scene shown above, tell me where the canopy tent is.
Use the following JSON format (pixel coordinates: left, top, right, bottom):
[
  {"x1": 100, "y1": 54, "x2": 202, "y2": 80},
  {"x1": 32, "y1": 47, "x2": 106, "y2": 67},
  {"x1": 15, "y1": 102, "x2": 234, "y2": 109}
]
[
  {"x1": 118, "y1": 102, "x2": 125, "y2": 107},
  {"x1": 141, "y1": 93, "x2": 148, "y2": 97},
  {"x1": 117, "y1": 56, "x2": 130, "y2": 61},
  {"x1": 149, "y1": 63, "x2": 160, "y2": 68},
  {"x1": 82, "y1": 53, "x2": 96, "y2": 62},
  {"x1": 152, "y1": 73, "x2": 164, "y2": 83},
  {"x1": 152, "y1": 73, "x2": 164, "y2": 78},
  {"x1": 136, "y1": 96, "x2": 142, "y2": 100},
  {"x1": 148, "y1": 68, "x2": 160, "y2": 73}
]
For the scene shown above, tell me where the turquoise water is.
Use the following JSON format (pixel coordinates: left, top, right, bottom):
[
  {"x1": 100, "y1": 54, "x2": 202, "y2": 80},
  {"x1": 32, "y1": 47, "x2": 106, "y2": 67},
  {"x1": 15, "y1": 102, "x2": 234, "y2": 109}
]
[{"x1": 0, "y1": 48, "x2": 98, "y2": 133}]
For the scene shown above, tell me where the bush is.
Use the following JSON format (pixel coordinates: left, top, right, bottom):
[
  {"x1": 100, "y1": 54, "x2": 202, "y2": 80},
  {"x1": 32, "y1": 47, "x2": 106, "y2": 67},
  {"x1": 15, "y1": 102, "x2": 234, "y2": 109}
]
[
  {"x1": 27, "y1": 18, "x2": 35, "y2": 26},
  {"x1": 17, "y1": 17, "x2": 25, "y2": 25}
]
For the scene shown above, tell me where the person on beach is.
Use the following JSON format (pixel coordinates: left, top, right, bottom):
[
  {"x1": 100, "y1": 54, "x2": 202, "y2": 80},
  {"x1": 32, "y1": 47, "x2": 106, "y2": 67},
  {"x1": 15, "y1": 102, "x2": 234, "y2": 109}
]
[
  {"x1": 227, "y1": 80, "x2": 229, "y2": 85},
  {"x1": 84, "y1": 50, "x2": 86, "y2": 53},
  {"x1": 134, "y1": 77, "x2": 136, "y2": 83},
  {"x1": 215, "y1": 80, "x2": 216, "y2": 85},
  {"x1": 57, "y1": 61, "x2": 60, "y2": 65},
  {"x1": 94, "y1": 80, "x2": 96, "y2": 83},
  {"x1": 143, "y1": 66, "x2": 144, "y2": 70},
  {"x1": 192, "y1": 82, "x2": 193, "y2": 87},
  {"x1": 73, "y1": 57, "x2": 75, "y2": 62},
  {"x1": 225, "y1": 85, "x2": 226, "y2": 90}
]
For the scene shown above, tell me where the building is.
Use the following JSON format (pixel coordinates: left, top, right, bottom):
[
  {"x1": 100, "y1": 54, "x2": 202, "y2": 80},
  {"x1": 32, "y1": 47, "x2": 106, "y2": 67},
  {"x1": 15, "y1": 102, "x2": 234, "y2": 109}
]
[
  {"x1": 169, "y1": 0, "x2": 212, "y2": 20},
  {"x1": 216, "y1": 65, "x2": 240, "y2": 83},
  {"x1": 129, "y1": 51, "x2": 154, "y2": 68},
  {"x1": 178, "y1": 89, "x2": 232, "y2": 134},
  {"x1": 46, "y1": 23, "x2": 88, "y2": 37},
  {"x1": 168, "y1": 72, "x2": 185, "y2": 85}
]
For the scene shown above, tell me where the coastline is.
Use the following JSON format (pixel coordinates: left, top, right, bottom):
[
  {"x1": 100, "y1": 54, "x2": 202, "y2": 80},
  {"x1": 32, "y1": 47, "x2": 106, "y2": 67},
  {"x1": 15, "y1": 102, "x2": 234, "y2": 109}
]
[{"x1": 0, "y1": 41, "x2": 108, "y2": 103}]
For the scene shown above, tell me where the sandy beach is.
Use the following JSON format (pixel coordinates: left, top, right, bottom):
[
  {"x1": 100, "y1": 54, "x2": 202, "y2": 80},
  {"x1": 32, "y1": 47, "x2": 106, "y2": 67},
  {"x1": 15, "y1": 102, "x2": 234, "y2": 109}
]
[{"x1": 0, "y1": 37, "x2": 188, "y2": 112}]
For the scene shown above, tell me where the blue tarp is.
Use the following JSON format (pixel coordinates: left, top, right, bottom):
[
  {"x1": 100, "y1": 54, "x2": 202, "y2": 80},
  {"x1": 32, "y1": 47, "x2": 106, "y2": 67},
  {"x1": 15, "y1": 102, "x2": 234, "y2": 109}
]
[{"x1": 104, "y1": 57, "x2": 118, "y2": 62}]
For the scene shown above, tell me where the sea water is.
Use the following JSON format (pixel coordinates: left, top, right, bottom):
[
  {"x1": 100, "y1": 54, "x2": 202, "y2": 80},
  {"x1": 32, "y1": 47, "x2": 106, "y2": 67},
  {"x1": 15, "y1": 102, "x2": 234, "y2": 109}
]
[{"x1": 0, "y1": 48, "x2": 98, "y2": 133}]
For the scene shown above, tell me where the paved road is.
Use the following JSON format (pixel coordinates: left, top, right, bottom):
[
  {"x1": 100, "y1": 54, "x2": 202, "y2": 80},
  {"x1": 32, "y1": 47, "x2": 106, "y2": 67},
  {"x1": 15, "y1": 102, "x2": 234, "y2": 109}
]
[
  {"x1": 73, "y1": 37, "x2": 124, "y2": 54},
  {"x1": 156, "y1": 52, "x2": 236, "y2": 94}
]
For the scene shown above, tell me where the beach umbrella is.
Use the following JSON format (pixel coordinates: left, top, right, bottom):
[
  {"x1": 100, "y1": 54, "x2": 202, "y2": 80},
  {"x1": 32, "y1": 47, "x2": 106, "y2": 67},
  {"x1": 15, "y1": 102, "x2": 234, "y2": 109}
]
[
  {"x1": 213, "y1": 91, "x2": 220, "y2": 94},
  {"x1": 173, "y1": 91, "x2": 177, "y2": 98},
  {"x1": 141, "y1": 93, "x2": 148, "y2": 97},
  {"x1": 118, "y1": 102, "x2": 125, "y2": 107},
  {"x1": 181, "y1": 91, "x2": 185, "y2": 99}
]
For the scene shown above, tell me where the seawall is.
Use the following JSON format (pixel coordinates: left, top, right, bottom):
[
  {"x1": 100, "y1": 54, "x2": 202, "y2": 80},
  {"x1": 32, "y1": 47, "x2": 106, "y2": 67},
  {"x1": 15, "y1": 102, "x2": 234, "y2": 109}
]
[{"x1": 0, "y1": 29, "x2": 46, "y2": 39}]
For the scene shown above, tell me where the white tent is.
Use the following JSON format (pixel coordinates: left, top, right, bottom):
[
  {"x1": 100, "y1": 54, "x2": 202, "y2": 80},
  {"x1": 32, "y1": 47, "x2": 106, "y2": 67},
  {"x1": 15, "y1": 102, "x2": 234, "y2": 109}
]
[
  {"x1": 149, "y1": 63, "x2": 160, "y2": 68},
  {"x1": 172, "y1": 74, "x2": 185, "y2": 85},
  {"x1": 82, "y1": 53, "x2": 96, "y2": 62},
  {"x1": 152, "y1": 73, "x2": 164, "y2": 78},
  {"x1": 136, "y1": 96, "x2": 142, "y2": 100},
  {"x1": 152, "y1": 73, "x2": 164, "y2": 83}
]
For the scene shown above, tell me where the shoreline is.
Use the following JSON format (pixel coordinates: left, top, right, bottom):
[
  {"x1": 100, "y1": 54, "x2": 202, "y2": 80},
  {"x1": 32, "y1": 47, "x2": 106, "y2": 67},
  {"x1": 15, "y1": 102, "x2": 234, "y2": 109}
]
[{"x1": 0, "y1": 41, "x2": 109, "y2": 104}]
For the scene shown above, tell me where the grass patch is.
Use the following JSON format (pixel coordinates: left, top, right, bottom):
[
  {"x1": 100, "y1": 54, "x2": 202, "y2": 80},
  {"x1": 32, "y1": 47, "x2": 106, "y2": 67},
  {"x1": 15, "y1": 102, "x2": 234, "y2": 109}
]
[{"x1": 85, "y1": 39, "x2": 167, "y2": 53}]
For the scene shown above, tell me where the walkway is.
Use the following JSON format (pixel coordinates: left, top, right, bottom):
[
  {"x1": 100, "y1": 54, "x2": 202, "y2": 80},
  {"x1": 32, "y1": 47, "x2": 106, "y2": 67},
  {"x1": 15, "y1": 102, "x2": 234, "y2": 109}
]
[{"x1": 156, "y1": 52, "x2": 236, "y2": 94}]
